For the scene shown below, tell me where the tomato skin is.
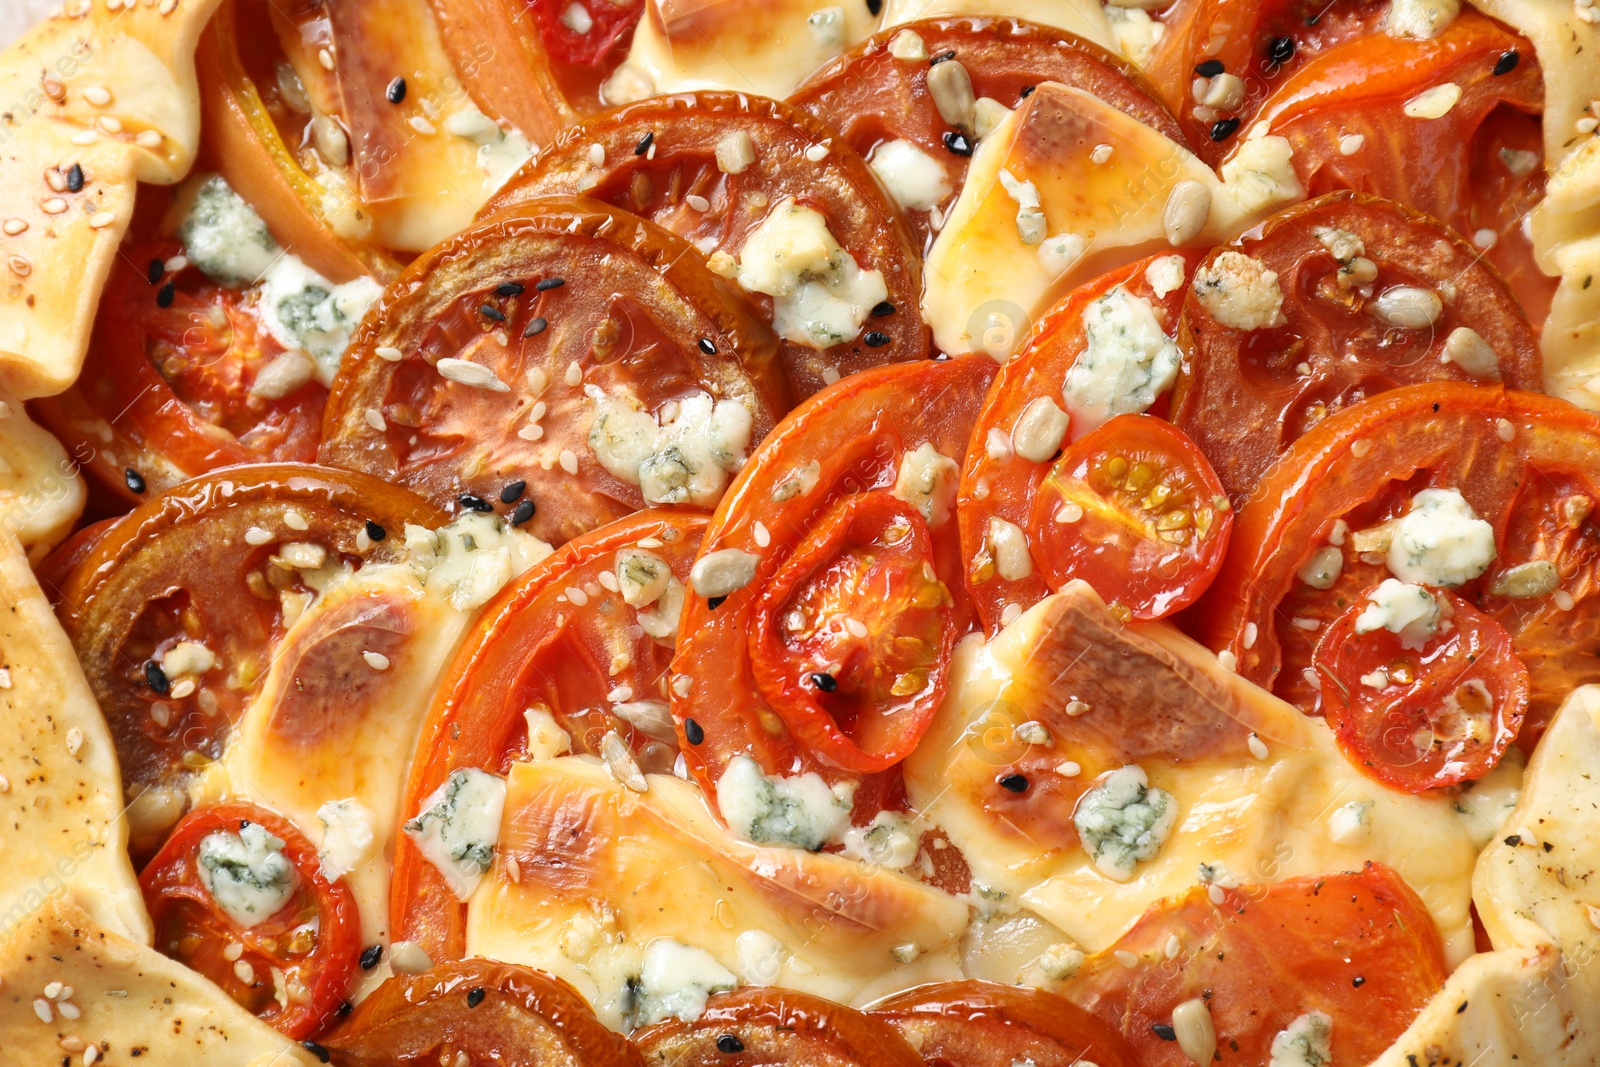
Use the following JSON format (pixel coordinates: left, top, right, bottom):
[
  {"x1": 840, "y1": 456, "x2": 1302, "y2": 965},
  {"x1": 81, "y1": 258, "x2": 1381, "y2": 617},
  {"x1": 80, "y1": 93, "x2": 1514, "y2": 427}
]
[
  {"x1": 1061, "y1": 865, "x2": 1448, "y2": 1067},
  {"x1": 869, "y1": 981, "x2": 1137, "y2": 1067},
  {"x1": 1314, "y1": 589, "x2": 1527, "y2": 791},
  {"x1": 1171, "y1": 193, "x2": 1542, "y2": 501},
  {"x1": 391, "y1": 509, "x2": 704, "y2": 964},
  {"x1": 633, "y1": 987, "x2": 923, "y2": 1067},
  {"x1": 1030, "y1": 414, "x2": 1231, "y2": 621},
  {"x1": 140, "y1": 802, "x2": 360, "y2": 1039},
  {"x1": 323, "y1": 958, "x2": 643, "y2": 1067}
]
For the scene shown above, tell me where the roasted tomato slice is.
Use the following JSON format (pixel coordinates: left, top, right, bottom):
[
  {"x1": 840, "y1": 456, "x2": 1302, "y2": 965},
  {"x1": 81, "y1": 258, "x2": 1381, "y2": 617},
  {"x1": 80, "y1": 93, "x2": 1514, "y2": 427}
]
[
  {"x1": 33, "y1": 240, "x2": 327, "y2": 503},
  {"x1": 322, "y1": 959, "x2": 642, "y2": 1066},
  {"x1": 484, "y1": 92, "x2": 927, "y2": 398},
  {"x1": 140, "y1": 802, "x2": 360, "y2": 1039},
  {"x1": 1029, "y1": 415, "x2": 1231, "y2": 621},
  {"x1": 1313, "y1": 587, "x2": 1527, "y2": 791},
  {"x1": 956, "y1": 252, "x2": 1199, "y2": 633},
  {"x1": 319, "y1": 197, "x2": 787, "y2": 546},
  {"x1": 1061, "y1": 866, "x2": 1448, "y2": 1066},
  {"x1": 57, "y1": 464, "x2": 445, "y2": 822},
  {"x1": 1246, "y1": 13, "x2": 1553, "y2": 323},
  {"x1": 529, "y1": 0, "x2": 645, "y2": 67},
  {"x1": 671, "y1": 355, "x2": 994, "y2": 817},
  {"x1": 1171, "y1": 193, "x2": 1542, "y2": 501},
  {"x1": 869, "y1": 981, "x2": 1136, "y2": 1067},
  {"x1": 632, "y1": 987, "x2": 922, "y2": 1067},
  {"x1": 391, "y1": 509, "x2": 703, "y2": 963},
  {"x1": 788, "y1": 17, "x2": 1186, "y2": 251},
  {"x1": 1199, "y1": 382, "x2": 1600, "y2": 743}
]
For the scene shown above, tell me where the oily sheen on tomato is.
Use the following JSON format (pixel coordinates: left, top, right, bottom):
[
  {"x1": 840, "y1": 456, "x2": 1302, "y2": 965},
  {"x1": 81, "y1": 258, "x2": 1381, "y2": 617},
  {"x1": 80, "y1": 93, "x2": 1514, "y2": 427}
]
[
  {"x1": 1199, "y1": 383, "x2": 1600, "y2": 744},
  {"x1": 1061, "y1": 866, "x2": 1448, "y2": 1066},
  {"x1": 57, "y1": 464, "x2": 444, "y2": 825},
  {"x1": 789, "y1": 17, "x2": 1186, "y2": 251},
  {"x1": 319, "y1": 197, "x2": 788, "y2": 547},
  {"x1": 869, "y1": 981, "x2": 1136, "y2": 1067},
  {"x1": 391, "y1": 509, "x2": 703, "y2": 963},
  {"x1": 483, "y1": 91, "x2": 927, "y2": 398},
  {"x1": 632, "y1": 988, "x2": 922, "y2": 1067},
  {"x1": 321, "y1": 959, "x2": 642, "y2": 1067},
  {"x1": 1171, "y1": 193, "x2": 1542, "y2": 501},
  {"x1": 32, "y1": 240, "x2": 326, "y2": 504},
  {"x1": 140, "y1": 802, "x2": 360, "y2": 1039}
]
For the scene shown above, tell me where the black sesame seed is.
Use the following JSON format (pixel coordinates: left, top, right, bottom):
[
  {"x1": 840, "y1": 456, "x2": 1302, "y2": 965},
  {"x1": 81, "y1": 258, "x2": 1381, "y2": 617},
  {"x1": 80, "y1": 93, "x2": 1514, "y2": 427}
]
[
  {"x1": 707, "y1": 595, "x2": 727, "y2": 610},
  {"x1": 386, "y1": 76, "x2": 407, "y2": 104},
  {"x1": 867, "y1": 0, "x2": 882, "y2": 14},
  {"x1": 147, "y1": 258, "x2": 164, "y2": 285},
  {"x1": 359, "y1": 944, "x2": 383, "y2": 970},
  {"x1": 497, "y1": 281, "x2": 526, "y2": 297},
  {"x1": 480, "y1": 304, "x2": 507, "y2": 322},
  {"x1": 1269, "y1": 36, "x2": 1295, "y2": 63},
  {"x1": 1019, "y1": 84, "x2": 1036, "y2": 98},
  {"x1": 240, "y1": 819, "x2": 253, "y2": 830},
  {"x1": 1353, "y1": 975, "x2": 1367, "y2": 987},
  {"x1": 365, "y1": 519, "x2": 387, "y2": 542},
  {"x1": 144, "y1": 661, "x2": 169, "y2": 694},
  {"x1": 67, "y1": 163, "x2": 84, "y2": 192},
  {"x1": 1209, "y1": 117, "x2": 1241, "y2": 142},
  {"x1": 1152, "y1": 1023, "x2": 1178, "y2": 1042},
  {"x1": 864, "y1": 330, "x2": 891, "y2": 348},
  {"x1": 930, "y1": 50, "x2": 957, "y2": 65},
  {"x1": 467, "y1": 987, "x2": 486, "y2": 1008},
  {"x1": 999, "y1": 773, "x2": 1028, "y2": 793},
  {"x1": 524, "y1": 316, "x2": 549, "y2": 337},
  {"x1": 684, "y1": 718, "x2": 705, "y2": 745},
  {"x1": 1195, "y1": 59, "x2": 1225, "y2": 77},
  {"x1": 510, "y1": 498, "x2": 537, "y2": 527},
  {"x1": 125, "y1": 467, "x2": 146, "y2": 494},
  {"x1": 871, "y1": 301, "x2": 896, "y2": 318},
  {"x1": 1493, "y1": 49, "x2": 1520, "y2": 75},
  {"x1": 337, "y1": 1000, "x2": 353, "y2": 1017},
  {"x1": 810, "y1": 672, "x2": 838, "y2": 692},
  {"x1": 535, "y1": 277, "x2": 565, "y2": 291},
  {"x1": 500, "y1": 479, "x2": 527, "y2": 504},
  {"x1": 698, "y1": 337, "x2": 717, "y2": 355},
  {"x1": 635, "y1": 131, "x2": 655, "y2": 155},
  {"x1": 301, "y1": 1041, "x2": 330, "y2": 1064},
  {"x1": 943, "y1": 131, "x2": 973, "y2": 156},
  {"x1": 156, "y1": 281, "x2": 175, "y2": 308},
  {"x1": 458, "y1": 493, "x2": 493, "y2": 513},
  {"x1": 716, "y1": 1035, "x2": 745, "y2": 1054},
  {"x1": 1504, "y1": 834, "x2": 1523, "y2": 847}
]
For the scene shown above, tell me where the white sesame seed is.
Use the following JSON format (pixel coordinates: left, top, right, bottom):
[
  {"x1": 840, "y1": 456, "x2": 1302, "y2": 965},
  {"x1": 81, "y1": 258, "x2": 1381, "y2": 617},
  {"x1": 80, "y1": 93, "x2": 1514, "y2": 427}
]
[
  {"x1": 3, "y1": 219, "x2": 26, "y2": 235},
  {"x1": 804, "y1": 143, "x2": 829, "y2": 162},
  {"x1": 1090, "y1": 143, "x2": 1113, "y2": 164},
  {"x1": 1403, "y1": 82, "x2": 1462, "y2": 119},
  {"x1": 1064, "y1": 700, "x2": 1091, "y2": 717},
  {"x1": 362, "y1": 651, "x2": 391, "y2": 670},
  {"x1": 1555, "y1": 589, "x2": 1577, "y2": 611},
  {"x1": 88, "y1": 211, "x2": 115, "y2": 229},
  {"x1": 86, "y1": 1044, "x2": 101, "y2": 1065},
  {"x1": 57, "y1": 1001, "x2": 80, "y2": 1020},
  {"x1": 845, "y1": 617, "x2": 869, "y2": 638},
  {"x1": 1496, "y1": 418, "x2": 1516, "y2": 442},
  {"x1": 42, "y1": 197, "x2": 67, "y2": 215},
  {"x1": 1350, "y1": 439, "x2": 1372, "y2": 458},
  {"x1": 1580, "y1": 117, "x2": 1599, "y2": 135},
  {"x1": 560, "y1": 450, "x2": 579, "y2": 474},
  {"x1": 1208, "y1": 883, "x2": 1227, "y2": 904},
  {"x1": 1000, "y1": 603, "x2": 1023, "y2": 625},
  {"x1": 365, "y1": 407, "x2": 387, "y2": 431},
  {"x1": 566, "y1": 586, "x2": 589, "y2": 606},
  {"x1": 83, "y1": 85, "x2": 112, "y2": 107},
  {"x1": 637, "y1": 537, "x2": 664, "y2": 548},
  {"x1": 136, "y1": 130, "x2": 165, "y2": 149},
  {"x1": 1217, "y1": 649, "x2": 1238, "y2": 672},
  {"x1": 169, "y1": 678, "x2": 196, "y2": 700},
  {"x1": 65, "y1": 728, "x2": 84, "y2": 756},
  {"x1": 0, "y1": 773, "x2": 10, "y2": 792},
  {"x1": 44, "y1": 982, "x2": 62, "y2": 999},
  {"x1": 375, "y1": 345, "x2": 403, "y2": 362},
  {"x1": 0, "y1": 667, "x2": 11, "y2": 688},
  {"x1": 244, "y1": 526, "x2": 273, "y2": 546},
  {"x1": 408, "y1": 115, "x2": 436, "y2": 135},
  {"x1": 1291, "y1": 617, "x2": 1320, "y2": 631},
  {"x1": 233, "y1": 959, "x2": 255, "y2": 984},
  {"x1": 159, "y1": 0, "x2": 178, "y2": 13},
  {"x1": 1165, "y1": 934, "x2": 1182, "y2": 958},
  {"x1": 1056, "y1": 760, "x2": 1081, "y2": 777},
  {"x1": 588, "y1": 143, "x2": 606, "y2": 167},
  {"x1": 1248, "y1": 733, "x2": 1270, "y2": 760},
  {"x1": 71, "y1": 130, "x2": 98, "y2": 145},
  {"x1": 33, "y1": 997, "x2": 52, "y2": 1023},
  {"x1": 223, "y1": 941, "x2": 244, "y2": 961},
  {"x1": 752, "y1": 521, "x2": 770, "y2": 548},
  {"x1": 318, "y1": 47, "x2": 335, "y2": 70},
  {"x1": 1339, "y1": 133, "x2": 1365, "y2": 155},
  {"x1": 165, "y1": 255, "x2": 188, "y2": 272},
  {"x1": 284, "y1": 510, "x2": 309, "y2": 531},
  {"x1": 437, "y1": 358, "x2": 510, "y2": 391},
  {"x1": 97, "y1": 115, "x2": 123, "y2": 134},
  {"x1": 517, "y1": 424, "x2": 544, "y2": 441},
  {"x1": 564, "y1": 361, "x2": 583, "y2": 386},
  {"x1": 1473, "y1": 228, "x2": 1498, "y2": 250},
  {"x1": 1587, "y1": 904, "x2": 1600, "y2": 931},
  {"x1": 1055, "y1": 502, "x2": 1084, "y2": 523},
  {"x1": 60, "y1": 1036, "x2": 86, "y2": 1053},
  {"x1": 1114, "y1": 950, "x2": 1139, "y2": 968},
  {"x1": 686, "y1": 194, "x2": 711, "y2": 212}
]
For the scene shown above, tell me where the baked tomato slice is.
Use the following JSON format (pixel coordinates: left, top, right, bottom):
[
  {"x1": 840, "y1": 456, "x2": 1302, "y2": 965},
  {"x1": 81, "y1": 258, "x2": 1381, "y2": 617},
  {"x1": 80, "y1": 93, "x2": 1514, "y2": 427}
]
[
  {"x1": 870, "y1": 982, "x2": 1135, "y2": 1067},
  {"x1": 788, "y1": 17, "x2": 1186, "y2": 251},
  {"x1": 319, "y1": 197, "x2": 788, "y2": 547},
  {"x1": 140, "y1": 802, "x2": 360, "y2": 1039},
  {"x1": 32, "y1": 240, "x2": 327, "y2": 504},
  {"x1": 1029, "y1": 415, "x2": 1231, "y2": 621},
  {"x1": 1170, "y1": 192, "x2": 1542, "y2": 500},
  {"x1": 633, "y1": 988, "x2": 922, "y2": 1067},
  {"x1": 57, "y1": 464, "x2": 444, "y2": 831},
  {"x1": 1199, "y1": 382, "x2": 1600, "y2": 743},
  {"x1": 1060, "y1": 865, "x2": 1448, "y2": 1067},
  {"x1": 1313, "y1": 587, "x2": 1527, "y2": 791},
  {"x1": 322, "y1": 958, "x2": 642, "y2": 1067},
  {"x1": 391, "y1": 509, "x2": 703, "y2": 963},
  {"x1": 956, "y1": 251, "x2": 1201, "y2": 633},
  {"x1": 483, "y1": 92, "x2": 927, "y2": 398},
  {"x1": 670, "y1": 354, "x2": 995, "y2": 818},
  {"x1": 1244, "y1": 12, "x2": 1553, "y2": 323}
]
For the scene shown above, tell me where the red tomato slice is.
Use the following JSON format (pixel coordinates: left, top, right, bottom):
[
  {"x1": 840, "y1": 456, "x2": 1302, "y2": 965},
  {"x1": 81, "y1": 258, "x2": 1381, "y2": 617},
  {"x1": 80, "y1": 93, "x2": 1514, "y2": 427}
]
[
  {"x1": 633, "y1": 987, "x2": 923, "y2": 1066},
  {"x1": 957, "y1": 252, "x2": 1201, "y2": 633},
  {"x1": 1198, "y1": 382, "x2": 1600, "y2": 743},
  {"x1": 789, "y1": 17, "x2": 1187, "y2": 252},
  {"x1": 1314, "y1": 588, "x2": 1528, "y2": 790},
  {"x1": 529, "y1": 0, "x2": 644, "y2": 66},
  {"x1": 483, "y1": 92, "x2": 928, "y2": 398},
  {"x1": 319, "y1": 197, "x2": 788, "y2": 547},
  {"x1": 869, "y1": 981, "x2": 1137, "y2": 1067},
  {"x1": 1171, "y1": 193, "x2": 1543, "y2": 500},
  {"x1": 1062, "y1": 865, "x2": 1448, "y2": 1066},
  {"x1": 391, "y1": 509, "x2": 703, "y2": 963},
  {"x1": 140, "y1": 802, "x2": 360, "y2": 1039},
  {"x1": 33, "y1": 240, "x2": 326, "y2": 504},
  {"x1": 1030, "y1": 415, "x2": 1231, "y2": 621},
  {"x1": 1247, "y1": 13, "x2": 1553, "y2": 324},
  {"x1": 322, "y1": 958, "x2": 643, "y2": 1066},
  {"x1": 671, "y1": 354, "x2": 995, "y2": 814}
]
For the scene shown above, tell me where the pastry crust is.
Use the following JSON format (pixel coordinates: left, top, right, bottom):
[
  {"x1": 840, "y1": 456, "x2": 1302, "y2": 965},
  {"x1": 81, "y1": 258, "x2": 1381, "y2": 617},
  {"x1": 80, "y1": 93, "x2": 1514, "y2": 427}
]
[{"x1": 0, "y1": 388, "x2": 82, "y2": 560}]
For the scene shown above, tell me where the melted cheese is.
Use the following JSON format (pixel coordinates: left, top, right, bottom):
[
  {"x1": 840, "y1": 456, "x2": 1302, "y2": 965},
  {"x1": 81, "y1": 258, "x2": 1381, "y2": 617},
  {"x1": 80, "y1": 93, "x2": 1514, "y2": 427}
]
[
  {"x1": 466, "y1": 758, "x2": 969, "y2": 1030},
  {"x1": 880, "y1": 0, "x2": 1118, "y2": 54}
]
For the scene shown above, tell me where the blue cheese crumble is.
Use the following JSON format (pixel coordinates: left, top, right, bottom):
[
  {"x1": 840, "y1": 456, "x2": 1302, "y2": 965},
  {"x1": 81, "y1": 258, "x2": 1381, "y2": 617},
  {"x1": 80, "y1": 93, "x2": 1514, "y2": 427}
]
[
  {"x1": 630, "y1": 938, "x2": 738, "y2": 1027},
  {"x1": 1063, "y1": 287, "x2": 1181, "y2": 429},
  {"x1": 588, "y1": 393, "x2": 752, "y2": 507},
  {"x1": 197, "y1": 822, "x2": 297, "y2": 928},
  {"x1": 733, "y1": 198, "x2": 888, "y2": 349},
  {"x1": 716, "y1": 755, "x2": 852, "y2": 850},
  {"x1": 1386, "y1": 488, "x2": 1497, "y2": 587},
  {"x1": 1355, "y1": 579, "x2": 1443, "y2": 649},
  {"x1": 179, "y1": 175, "x2": 280, "y2": 286},
  {"x1": 1269, "y1": 1011, "x2": 1334, "y2": 1067},
  {"x1": 1073, "y1": 765, "x2": 1178, "y2": 881},
  {"x1": 841, "y1": 810, "x2": 919, "y2": 870},
  {"x1": 402, "y1": 767, "x2": 507, "y2": 900}
]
